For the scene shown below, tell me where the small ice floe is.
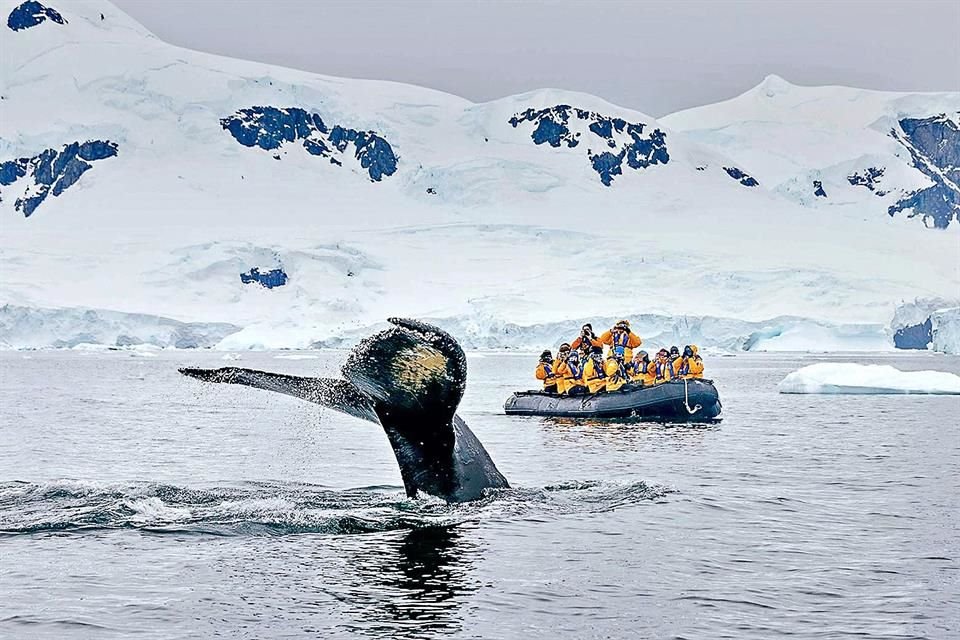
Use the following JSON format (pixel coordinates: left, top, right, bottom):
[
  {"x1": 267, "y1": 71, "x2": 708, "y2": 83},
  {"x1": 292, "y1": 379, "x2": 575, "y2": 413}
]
[
  {"x1": 778, "y1": 363, "x2": 960, "y2": 395},
  {"x1": 222, "y1": 353, "x2": 242, "y2": 361}
]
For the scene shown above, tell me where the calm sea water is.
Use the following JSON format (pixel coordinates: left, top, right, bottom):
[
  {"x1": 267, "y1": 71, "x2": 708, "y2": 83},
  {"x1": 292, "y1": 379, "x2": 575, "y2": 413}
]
[{"x1": 1, "y1": 350, "x2": 958, "y2": 639}]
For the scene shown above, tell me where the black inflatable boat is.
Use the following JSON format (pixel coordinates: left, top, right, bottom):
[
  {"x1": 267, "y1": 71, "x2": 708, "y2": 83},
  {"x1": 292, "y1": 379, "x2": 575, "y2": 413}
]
[{"x1": 503, "y1": 379, "x2": 721, "y2": 420}]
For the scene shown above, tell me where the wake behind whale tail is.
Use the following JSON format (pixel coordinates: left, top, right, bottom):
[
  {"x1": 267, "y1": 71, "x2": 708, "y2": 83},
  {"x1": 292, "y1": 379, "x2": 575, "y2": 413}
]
[{"x1": 178, "y1": 318, "x2": 508, "y2": 503}]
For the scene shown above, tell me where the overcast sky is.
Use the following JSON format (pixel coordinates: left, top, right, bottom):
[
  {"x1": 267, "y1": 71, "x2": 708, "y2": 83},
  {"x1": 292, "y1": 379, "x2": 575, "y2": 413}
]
[{"x1": 112, "y1": 0, "x2": 960, "y2": 116}]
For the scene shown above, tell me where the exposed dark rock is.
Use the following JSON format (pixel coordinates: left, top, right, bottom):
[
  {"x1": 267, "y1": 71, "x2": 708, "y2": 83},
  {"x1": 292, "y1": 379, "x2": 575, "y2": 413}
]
[
  {"x1": 888, "y1": 115, "x2": 959, "y2": 229},
  {"x1": 0, "y1": 140, "x2": 118, "y2": 217},
  {"x1": 724, "y1": 166, "x2": 759, "y2": 187},
  {"x1": 240, "y1": 267, "x2": 288, "y2": 289},
  {"x1": 221, "y1": 106, "x2": 398, "y2": 182},
  {"x1": 7, "y1": 1, "x2": 66, "y2": 31},
  {"x1": 509, "y1": 105, "x2": 668, "y2": 185},
  {"x1": 847, "y1": 166, "x2": 885, "y2": 193}
]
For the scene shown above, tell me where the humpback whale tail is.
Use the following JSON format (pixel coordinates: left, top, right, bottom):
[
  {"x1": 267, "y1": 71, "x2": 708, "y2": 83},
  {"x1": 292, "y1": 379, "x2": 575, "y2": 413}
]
[{"x1": 179, "y1": 318, "x2": 508, "y2": 503}]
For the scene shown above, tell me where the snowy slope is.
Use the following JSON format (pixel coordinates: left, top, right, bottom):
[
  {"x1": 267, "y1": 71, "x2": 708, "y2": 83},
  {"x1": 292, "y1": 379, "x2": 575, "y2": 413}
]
[
  {"x1": 662, "y1": 75, "x2": 960, "y2": 229},
  {"x1": 1, "y1": 0, "x2": 958, "y2": 351}
]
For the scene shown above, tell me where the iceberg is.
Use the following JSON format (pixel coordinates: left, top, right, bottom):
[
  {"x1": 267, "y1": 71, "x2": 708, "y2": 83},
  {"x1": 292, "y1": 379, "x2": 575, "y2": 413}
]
[
  {"x1": 890, "y1": 301, "x2": 960, "y2": 354},
  {"x1": 930, "y1": 307, "x2": 960, "y2": 355},
  {"x1": 778, "y1": 363, "x2": 960, "y2": 395}
]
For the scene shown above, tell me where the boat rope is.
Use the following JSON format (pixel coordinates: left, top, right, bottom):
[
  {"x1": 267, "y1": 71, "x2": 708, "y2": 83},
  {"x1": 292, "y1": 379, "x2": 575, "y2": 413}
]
[{"x1": 683, "y1": 378, "x2": 702, "y2": 415}]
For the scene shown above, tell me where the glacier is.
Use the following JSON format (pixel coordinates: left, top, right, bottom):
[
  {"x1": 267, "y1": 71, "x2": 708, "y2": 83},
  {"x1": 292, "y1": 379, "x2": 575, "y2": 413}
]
[
  {"x1": 0, "y1": 304, "x2": 239, "y2": 349},
  {"x1": 930, "y1": 307, "x2": 960, "y2": 355},
  {"x1": 662, "y1": 75, "x2": 960, "y2": 228},
  {"x1": 0, "y1": 0, "x2": 958, "y2": 352}
]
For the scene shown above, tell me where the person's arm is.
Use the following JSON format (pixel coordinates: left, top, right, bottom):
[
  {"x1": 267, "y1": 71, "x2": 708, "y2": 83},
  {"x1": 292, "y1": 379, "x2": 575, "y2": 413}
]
[
  {"x1": 598, "y1": 330, "x2": 613, "y2": 345},
  {"x1": 628, "y1": 332, "x2": 642, "y2": 348}
]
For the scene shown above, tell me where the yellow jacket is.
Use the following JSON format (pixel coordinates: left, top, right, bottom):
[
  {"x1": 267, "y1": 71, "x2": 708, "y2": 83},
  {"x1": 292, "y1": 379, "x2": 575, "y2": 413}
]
[
  {"x1": 598, "y1": 329, "x2": 642, "y2": 361},
  {"x1": 535, "y1": 362, "x2": 558, "y2": 388},
  {"x1": 583, "y1": 358, "x2": 607, "y2": 393},
  {"x1": 651, "y1": 359, "x2": 675, "y2": 383},
  {"x1": 604, "y1": 358, "x2": 629, "y2": 392},
  {"x1": 555, "y1": 360, "x2": 586, "y2": 394},
  {"x1": 629, "y1": 360, "x2": 655, "y2": 385},
  {"x1": 673, "y1": 345, "x2": 704, "y2": 379},
  {"x1": 571, "y1": 335, "x2": 602, "y2": 350}
]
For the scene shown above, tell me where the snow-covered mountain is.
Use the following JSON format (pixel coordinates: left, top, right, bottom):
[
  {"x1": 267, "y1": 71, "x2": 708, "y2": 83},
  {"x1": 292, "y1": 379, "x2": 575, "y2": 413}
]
[
  {"x1": 662, "y1": 74, "x2": 960, "y2": 229},
  {"x1": 1, "y1": 0, "x2": 957, "y2": 351}
]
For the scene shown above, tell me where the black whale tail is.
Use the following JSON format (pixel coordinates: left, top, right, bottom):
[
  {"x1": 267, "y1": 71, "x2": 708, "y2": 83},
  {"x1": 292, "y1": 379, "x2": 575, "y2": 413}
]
[
  {"x1": 177, "y1": 367, "x2": 379, "y2": 423},
  {"x1": 179, "y1": 318, "x2": 508, "y2": 502}
]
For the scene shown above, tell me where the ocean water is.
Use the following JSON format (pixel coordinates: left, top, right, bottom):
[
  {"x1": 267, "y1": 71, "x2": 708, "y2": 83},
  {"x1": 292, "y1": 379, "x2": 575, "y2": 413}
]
[{"x1": 1, "y1": 350, "x2": 957, "y2": 639}]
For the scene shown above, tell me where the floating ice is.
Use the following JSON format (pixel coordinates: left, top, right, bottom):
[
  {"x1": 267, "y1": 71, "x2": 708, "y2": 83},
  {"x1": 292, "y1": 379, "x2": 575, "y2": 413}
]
[{"x1": 778, "y1": 363, "x2": 960, "y2": 395}]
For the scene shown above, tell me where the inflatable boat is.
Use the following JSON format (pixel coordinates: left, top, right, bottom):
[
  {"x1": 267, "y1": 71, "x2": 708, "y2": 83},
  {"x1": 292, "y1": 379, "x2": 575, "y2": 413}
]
[{"x1": 503, "y1": 379, "x2": 721, "y2": 420}]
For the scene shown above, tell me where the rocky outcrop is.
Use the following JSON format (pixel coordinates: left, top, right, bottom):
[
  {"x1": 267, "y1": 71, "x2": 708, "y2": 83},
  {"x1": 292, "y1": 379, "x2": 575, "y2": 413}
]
[
  {"x1": 509, "y1": 105, "x2": 669, "y2": 185},
  {"x1": 221, "y1": 106, "x2": 398, "y2": 182},
  {"x1": 0, "y1": 141, "x2": 118, "y2": 217}
]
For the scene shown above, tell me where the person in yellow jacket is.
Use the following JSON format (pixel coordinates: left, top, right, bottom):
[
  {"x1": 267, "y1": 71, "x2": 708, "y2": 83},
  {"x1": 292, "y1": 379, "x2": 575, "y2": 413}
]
[
  {"x1": 651, "y1": 349, "x2": 676, "y2": 384},
  {"x1": 674, "y1": 345, "x2": 705, "y2": 379},
  {"x1": 553, "y1": 343, "x2": 571, "y2": 370},
  {"x1": 628, "y1": 350, "x2": 655, "y2": 385},
  {"x1": 582, "y1": 350, "x2": 608, "y2": 393},
  {"x1": 555, "y1": 350, "x2": 587, "y2": 395},
  {"x1": 598, "y1": 320, "x2": 642, "y2": 361},
  {"x1": 535, "y1": 350, "x2": 559, "y2": 393},
  {"x1": 571, "y1": 323, "x2": 602, "y2": 351},
  {"x1": 603, "y1": 352, "x2": 631, "y2": 392}
]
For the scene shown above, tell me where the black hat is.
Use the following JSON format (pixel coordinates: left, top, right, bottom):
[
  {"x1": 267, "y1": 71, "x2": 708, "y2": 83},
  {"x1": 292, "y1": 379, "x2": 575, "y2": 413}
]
[
  {"x1": 670, "y1": 346, "x2": 680, "y2": 356},
  {"x1": 540, "y1": 350, "x2": 553, "y2": 361}
]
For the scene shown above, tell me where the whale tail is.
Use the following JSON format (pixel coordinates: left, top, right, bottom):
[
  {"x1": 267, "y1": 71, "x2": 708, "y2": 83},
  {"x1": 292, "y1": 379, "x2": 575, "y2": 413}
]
[
  {"x1": 179, "y1": 318, "x2": 508, "y2": 502},
  {"x1": 178, "y1": 367, "x2": 378, "y2": 423}
]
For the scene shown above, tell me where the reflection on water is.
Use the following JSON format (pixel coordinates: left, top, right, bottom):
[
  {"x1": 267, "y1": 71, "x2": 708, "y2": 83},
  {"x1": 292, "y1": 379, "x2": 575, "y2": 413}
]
[
  {"x1": 331, "y1": 525, "x2": 479, "y2": 638},
  {"x1": 537, "y1": 416, "x2": 721, "y2": 451}
]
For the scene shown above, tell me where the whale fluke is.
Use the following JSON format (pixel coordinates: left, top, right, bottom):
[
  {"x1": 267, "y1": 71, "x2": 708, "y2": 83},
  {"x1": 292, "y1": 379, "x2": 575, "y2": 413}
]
[
  {"x1": 178, "y1": 367, "x2": 378, "y2": 423},
  {"x1": 179, "y1": 319, "x2": 508, "y2": 502}
]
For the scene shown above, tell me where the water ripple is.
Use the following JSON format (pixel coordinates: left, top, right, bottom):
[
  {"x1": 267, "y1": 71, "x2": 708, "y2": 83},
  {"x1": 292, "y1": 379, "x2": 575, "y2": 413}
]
[{"x1": 0, "y1": 479, "x2": 671, "y2": 537}]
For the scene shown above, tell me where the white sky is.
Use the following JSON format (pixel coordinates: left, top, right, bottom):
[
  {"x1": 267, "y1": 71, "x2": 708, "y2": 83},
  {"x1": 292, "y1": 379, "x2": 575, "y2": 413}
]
[{"x1": 112, "y1": 0, "x2": 960, "y2": 116}]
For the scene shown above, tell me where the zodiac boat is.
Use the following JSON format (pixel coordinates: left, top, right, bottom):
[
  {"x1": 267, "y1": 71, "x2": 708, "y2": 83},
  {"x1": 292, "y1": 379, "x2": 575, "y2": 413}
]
[{"x1": 503, "y1": 379, "x2": 722, "y2": 420}]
